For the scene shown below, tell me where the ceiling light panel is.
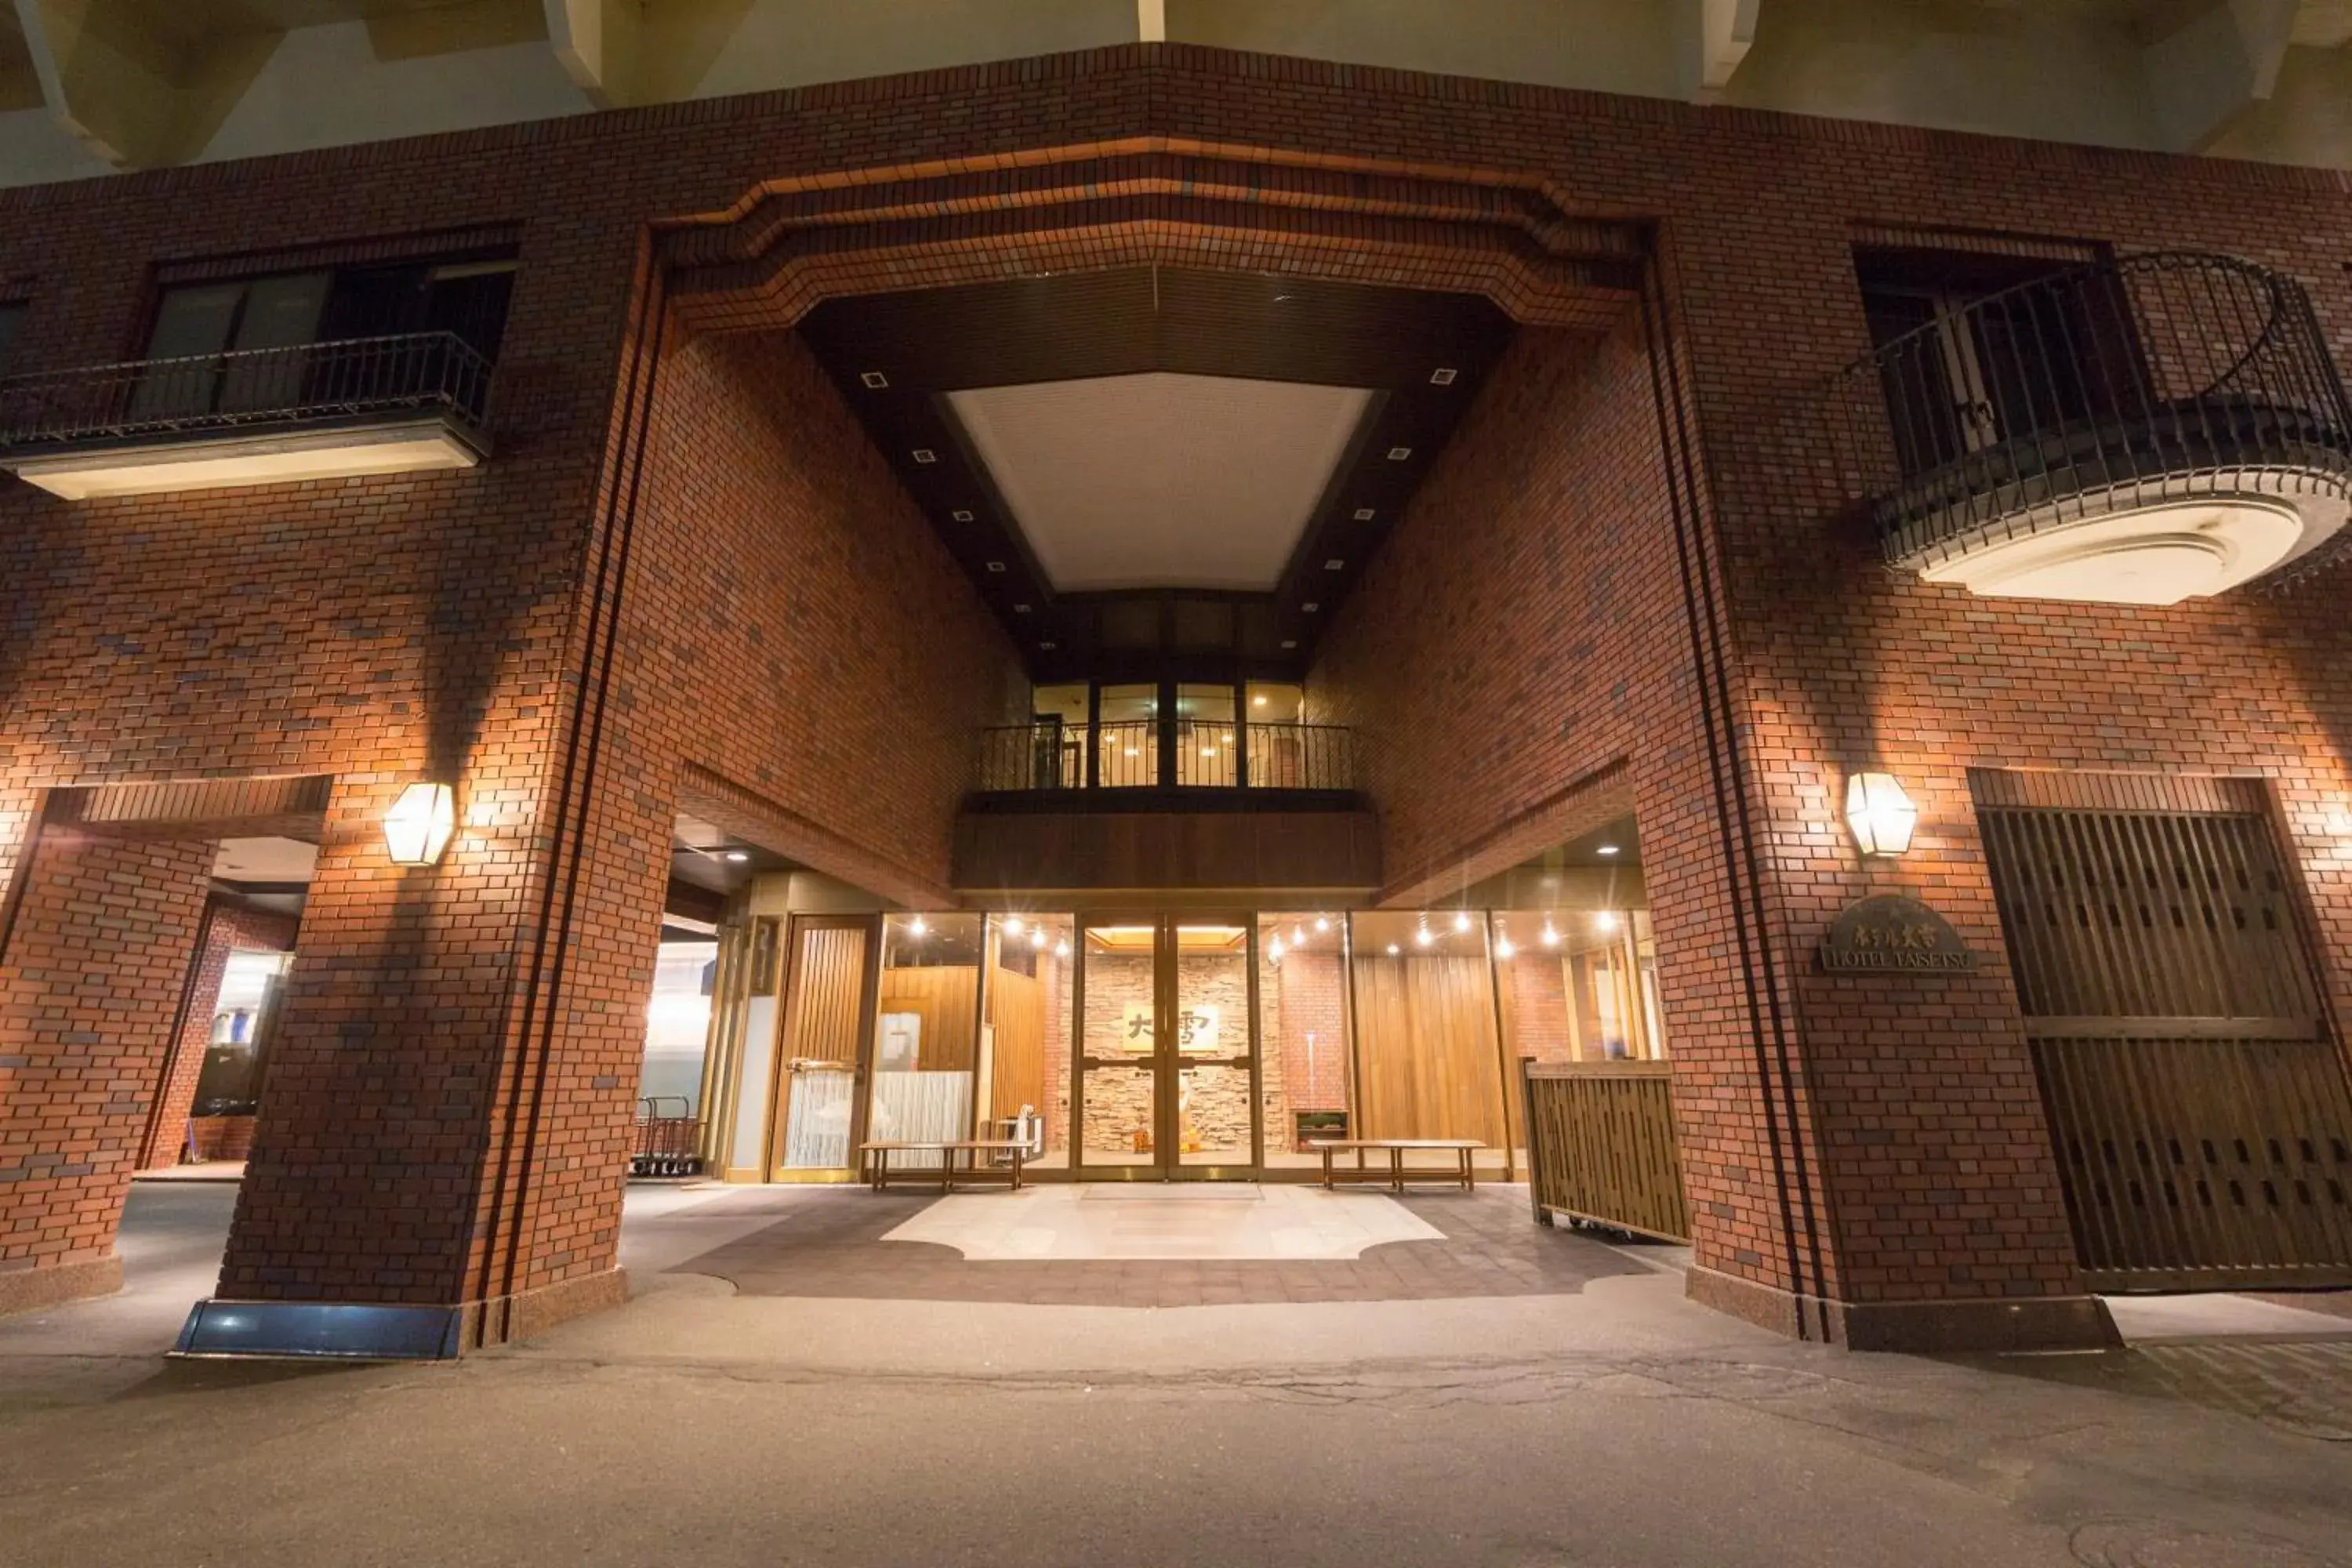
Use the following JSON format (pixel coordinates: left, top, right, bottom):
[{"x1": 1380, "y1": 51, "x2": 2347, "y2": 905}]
[{"x1": 947, "y1": 372, "x2": 1375, "y2": 593}]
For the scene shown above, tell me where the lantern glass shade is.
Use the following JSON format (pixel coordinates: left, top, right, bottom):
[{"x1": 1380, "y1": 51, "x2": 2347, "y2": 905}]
[
  {"x1": 384, "y1": 782, "x2": 456, "y2": 866},
  {"x1": 1845, "y1": 772, "x2": 1918, "y2": 858}
]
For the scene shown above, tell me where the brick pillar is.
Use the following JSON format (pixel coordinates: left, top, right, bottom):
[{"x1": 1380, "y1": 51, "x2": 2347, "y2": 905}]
[
  {"x1": 0, "y1": 833, "x2": 214, "y2": 1314},
  {"x1": 212, "y1": 768, "x2": 662, "y2": 1348},
  {"x1": 140, "y1": 904, "x2": 300, "y2": 1171}
]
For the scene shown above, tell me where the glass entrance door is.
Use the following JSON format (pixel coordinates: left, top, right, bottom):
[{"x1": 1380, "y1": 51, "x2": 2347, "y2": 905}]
[
  {"x1": 1076, "y1": 917, "x2": 1159, "y2": 1171},
  {"x1": 769, "y1": 914, "x2": 880, "y2": 1180},
  {"x1": 1073, "y1": 915, "x2": 1260, "y2": 1178},
  {"x1": 1170, "y1": 917, "x2": 1256, "y2": 1172}
]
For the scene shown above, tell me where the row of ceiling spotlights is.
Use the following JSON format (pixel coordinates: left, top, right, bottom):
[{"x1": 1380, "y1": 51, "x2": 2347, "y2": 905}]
[{"x1": 892, "y1": 908, "x2": 1621, "y2": 959}]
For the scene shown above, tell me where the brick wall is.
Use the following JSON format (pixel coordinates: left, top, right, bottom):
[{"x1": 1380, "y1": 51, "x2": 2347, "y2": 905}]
[
  {"x1": 630, "y1": 329, "x2": 1022, "y2": 895},
  {"x1": 141, "y1": 903, "x2": 299, "y2": 1171},
  {"x1": 0, "y1": 835, "x2": 212, "y2": 1290},
  {"x1": 1276, "y1": 952, "x2": 1348, "y2": 1116},
  {"x1": 1312, "y1": 323, "x2": 1669, "y2": 900},
  {"x1": 1309, "y1": 313, "x2": 1823, "y2": 1282},
  {"x1": 1503, "y1": 956, "x2": 1573, "y2": 1068},
  {"x1": 189, "y1": 1116, "x2": 257, "y2": 1163}
]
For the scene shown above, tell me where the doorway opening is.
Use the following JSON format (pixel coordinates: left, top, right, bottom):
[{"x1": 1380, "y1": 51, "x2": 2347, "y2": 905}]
[{"x1": 1073, "y1": 915, "x2": 1260, "y2": 1179}]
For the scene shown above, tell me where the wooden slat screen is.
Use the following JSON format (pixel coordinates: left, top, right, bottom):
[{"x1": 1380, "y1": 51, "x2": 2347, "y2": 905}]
[
  {"x1": 782, "y1": 926, "x2": 868, "y2": 1065},
  {"x1": 1976, "y1": 781, "x2": 2352, "y2": 1290},
  {"x1": 2034, "y1": 1036, "x2": 2352, "y2": 1288},
  {"x1": 1978, "y1": 808, "x2": 2317, "y2": 1027},
  {"x1": 1523, "y1": 1062, "x2": 1690, "y2": 1243}
]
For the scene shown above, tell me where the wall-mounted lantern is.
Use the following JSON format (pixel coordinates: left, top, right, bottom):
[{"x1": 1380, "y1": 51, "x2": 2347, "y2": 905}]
[
  {"x1": 1845, "y1": 771, "x2": 1918, "y2": 858},
  {"x1": 383, "y1": 782, "x2": 456, "y2": 866}
]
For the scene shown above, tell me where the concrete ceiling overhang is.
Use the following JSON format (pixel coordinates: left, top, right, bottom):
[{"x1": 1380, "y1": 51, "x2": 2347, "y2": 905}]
[
  {"x1": 662, "y1": 143, "x2": 1638, "y2": 679},
  {"x1": 5, "y1": 2, "x2": 2352, "y2": 183}
]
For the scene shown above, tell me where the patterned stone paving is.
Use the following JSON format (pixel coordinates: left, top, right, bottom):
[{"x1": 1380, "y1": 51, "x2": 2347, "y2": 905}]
[{"x1": 666, "y1": 1185, "x2": 1648, "y2": 1306}]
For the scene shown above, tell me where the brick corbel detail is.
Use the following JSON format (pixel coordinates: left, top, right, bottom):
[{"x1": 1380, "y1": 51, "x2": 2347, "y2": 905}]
[{"x1": 659, "y1": 140, "x2": 1646, "y2": 335}]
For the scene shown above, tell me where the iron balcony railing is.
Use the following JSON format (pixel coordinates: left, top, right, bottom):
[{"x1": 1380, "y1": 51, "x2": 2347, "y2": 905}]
[
  {"x1": 974, "y1": 720, "x2": 1361, "y2": 795},
  {"x1": 0, "y1": 331, "x2": 495, "y2": 451},
  {"x1": 1827, "y1": 252, "x2": 2352, "y2": 583}
]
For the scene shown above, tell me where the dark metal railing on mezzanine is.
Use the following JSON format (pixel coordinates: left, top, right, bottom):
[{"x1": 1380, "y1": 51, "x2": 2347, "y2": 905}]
[{"x1": 972, "y1": 720, "x2": 1362, "y2": 797}]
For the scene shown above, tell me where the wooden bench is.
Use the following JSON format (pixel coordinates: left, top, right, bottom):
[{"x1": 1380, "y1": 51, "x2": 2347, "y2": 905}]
[
  {"x1": 859, "y1": 1138, "x2": 1029, "y2": 1193},
  {"x1": 1308, "y1": 1138, "x2": 1482, "y2": 1192}
]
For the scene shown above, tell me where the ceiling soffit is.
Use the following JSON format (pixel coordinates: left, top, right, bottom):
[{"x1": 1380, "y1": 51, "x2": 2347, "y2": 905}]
[
  {"x1": 948, "y1": 373, "x2": 1377, "y2": 593},
  {"x1": 796, "y1": 265, "x2": 1521, "y2": 677}
]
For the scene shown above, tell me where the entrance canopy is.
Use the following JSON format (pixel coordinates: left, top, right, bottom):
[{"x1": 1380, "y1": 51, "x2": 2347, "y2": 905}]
[{"x1": 796, "y1": 267, "x2": 1517, "y2": 676}]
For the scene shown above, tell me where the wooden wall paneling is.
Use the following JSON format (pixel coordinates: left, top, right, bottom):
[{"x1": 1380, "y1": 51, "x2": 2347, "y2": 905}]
[
  {"x1": 1487, "y1": 914, "x2": 1526, "y2": 1162},
  {"x1": 879, "y1": 964, "x2": 980, "y2": 1071},
  {"x1": 951, "y1": 808, "x2": 1380, "y2": 894},
  {"x1": 1350, "y1": 954, "x2": 1507, "y2": 1144},
  {"x1": 988, "y1": 967, "x2": 1049, "y2": 1121}
]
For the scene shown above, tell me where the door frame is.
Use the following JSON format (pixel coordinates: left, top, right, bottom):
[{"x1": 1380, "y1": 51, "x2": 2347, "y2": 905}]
[
  {"x1": 1069, "y1": 910, "x2": 1264, "y2": 1181},
  {"x1": 764, "y1": 911, "x2": 884, "y2": 1182}
]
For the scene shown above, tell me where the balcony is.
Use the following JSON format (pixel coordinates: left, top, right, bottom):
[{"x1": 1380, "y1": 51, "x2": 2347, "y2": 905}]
[
  {"x1": 957, "y1": 719, "x2": 1375, "y2": 896},
  {"x1": 1830, "y1": 252, "x2": 2352, "y2": 604},
  {"x1": 971, "y1": 720, "x2": 1363, "y2": 808},
  {"x1": 0, "y1": 332, "x2": 493, "y2": 499}
]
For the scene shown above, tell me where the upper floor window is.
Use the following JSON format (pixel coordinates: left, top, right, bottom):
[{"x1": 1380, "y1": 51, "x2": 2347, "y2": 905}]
[
  {"x1": 145, "y1": 253, "x2": 517, "y2": 365},
  {"x1": 0, "y1": 303, "x2": 24, "y2": 376},
  {"x1": 128, "y1": 254, "x2": 515, "y2": 425},
  {"x1": 983, "y1": 677, "x2": 1344, "y2": 794},
  {"x1": 1853, "y1": 247, "x2": 2122, "y2": 479}
]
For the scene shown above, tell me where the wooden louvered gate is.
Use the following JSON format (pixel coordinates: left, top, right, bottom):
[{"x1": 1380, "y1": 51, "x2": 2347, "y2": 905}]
[{"x1": 1975, "y1": 773, "x2": 2352, "y2": 1291}]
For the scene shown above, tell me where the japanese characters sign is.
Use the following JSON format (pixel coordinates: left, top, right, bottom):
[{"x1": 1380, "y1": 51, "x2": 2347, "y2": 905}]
[
  {"x1": 1820, "y1": 895, "x2": 1974, "y2": 974},
  {"x1": 1119, "y1": 1001, "x2": 1223, "y2": 1052}
]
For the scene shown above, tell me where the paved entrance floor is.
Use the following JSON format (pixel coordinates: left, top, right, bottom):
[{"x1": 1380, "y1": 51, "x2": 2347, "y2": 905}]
[
  {"x1": 2, "y1": 1184, "x2": 2350, "y2": 1566},
  {"x1": 880, "y1": 1182, "x2": 1446, "y2": 1261},
  {"x1": 681, "y1": 1182, "x2": 1645, "y2": 1305}
]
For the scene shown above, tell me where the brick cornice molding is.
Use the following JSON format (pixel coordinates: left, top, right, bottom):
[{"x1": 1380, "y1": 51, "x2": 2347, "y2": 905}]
[{"x1": 659, "y1": 139, "x2": 1646, "y2": 335}]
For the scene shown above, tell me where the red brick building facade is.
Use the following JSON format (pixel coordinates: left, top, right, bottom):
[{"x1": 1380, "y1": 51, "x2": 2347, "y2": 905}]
[{"x1": 0, "y1": 45, "x2": 2347, "y2": 1349}]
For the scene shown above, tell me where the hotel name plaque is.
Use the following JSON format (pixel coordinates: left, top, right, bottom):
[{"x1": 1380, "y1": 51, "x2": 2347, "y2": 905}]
[{"x1": 1820, "y1": 895, "x2": 1974, "y2": 974}]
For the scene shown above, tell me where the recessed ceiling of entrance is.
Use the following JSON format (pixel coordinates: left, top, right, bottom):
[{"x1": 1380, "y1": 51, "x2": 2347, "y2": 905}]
[
  {"x1": 212, "y1": 837, "x2": 319, "y2": 884},
  {"x1": 947, "y1": 374, "x2": 1374, "y2": 593},
  {"x1": 799, "y1": 267, "x2": 1515, "y2": 677}
]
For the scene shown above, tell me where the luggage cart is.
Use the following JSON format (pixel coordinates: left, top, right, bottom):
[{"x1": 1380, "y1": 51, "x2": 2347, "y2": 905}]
[{"x1": 630, "y1": 1097, "x2": 703, "y2": 1178}]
